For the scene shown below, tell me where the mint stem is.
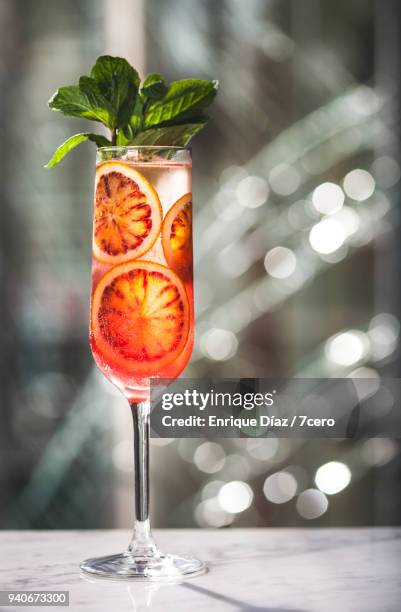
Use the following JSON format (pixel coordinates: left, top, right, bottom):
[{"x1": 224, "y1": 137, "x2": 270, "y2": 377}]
[{"x1": 111, "y1": 128, "x2": 117, "y2": 146}]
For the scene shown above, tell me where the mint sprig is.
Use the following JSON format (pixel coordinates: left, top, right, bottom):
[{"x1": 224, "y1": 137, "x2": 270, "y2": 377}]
[{"x1": 46, "y1": 55, "x2": 218, "y2": 167}]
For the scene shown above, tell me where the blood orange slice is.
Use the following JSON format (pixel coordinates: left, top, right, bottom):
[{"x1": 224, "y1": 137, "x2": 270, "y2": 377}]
[
  {"x1": 93, "y1": 162, "x2": 162, "y2": 264},
  {"x1": 162, "y1": 193, "x2": 193, "y2": 282},
  {"x1": 91, "y1": 261, "x2": 190, "y2": 375}
]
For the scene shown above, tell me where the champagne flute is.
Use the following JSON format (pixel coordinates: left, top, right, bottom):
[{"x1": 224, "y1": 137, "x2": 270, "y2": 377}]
[{"x1": 80, "y1": 146, "x2": 205, "y2": 580}]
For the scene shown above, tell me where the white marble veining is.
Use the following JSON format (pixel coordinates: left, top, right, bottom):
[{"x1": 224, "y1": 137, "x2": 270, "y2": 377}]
[{"x1": 0, "y1": 529, "x2": 400, "y2": 611}]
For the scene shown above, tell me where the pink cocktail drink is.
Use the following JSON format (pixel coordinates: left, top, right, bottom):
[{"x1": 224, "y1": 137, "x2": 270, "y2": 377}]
[{"x1": 89, "y1": 152, "x2": 193, "y2": 402}]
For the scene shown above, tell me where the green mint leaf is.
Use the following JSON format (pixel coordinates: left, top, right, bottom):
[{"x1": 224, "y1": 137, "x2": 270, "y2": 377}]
[
  {"x1": 90, "y1": 55, "x2": 140, "y2": 127},
  {"x1": 87, "y1": 133, "x2": 111, "y2": 147},
  {"x1": 144, "y1": 79, "x2": 218, "y2": 128},
  {"x1": 48, "y1": 85, "x2": 114, "y2": 126},
  {"x1": 129, "y1": 96, "x2": 144, "y2": 136},
  {"x1": 131, "y1": 120, "x2": 208, "y2": 146},
  {"x1": 141, "y1": 73, "x2": 167, "y2": 99},
  {"x1": 116, "y1": 126, "x2": 134, "y2": 146},
  {"x1": 45, "y1": 132, "x2": 111, "y2": 168},
  {"x1": 46, "y1": 56, "x2": 219, "y2": 168},
  {"x1": 78, "y1": 76, "x2": 116, "y2": 127}
]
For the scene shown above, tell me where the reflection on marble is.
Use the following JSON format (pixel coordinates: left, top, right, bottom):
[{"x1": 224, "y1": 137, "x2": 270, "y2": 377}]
[{"x1": 0, "y1": 529, "x2": 400, "y2": 611}]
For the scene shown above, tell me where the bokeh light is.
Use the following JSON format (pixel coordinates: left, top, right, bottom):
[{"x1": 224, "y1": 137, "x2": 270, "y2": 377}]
[
  {"x1": 312, "y1": 182, "x2": 345, "y2": 214},
  {"x1": 201, "y1": 480, "x2": 224, "y2": 500},
  {"x1": 343, "y1": 169, "x2": 375, "y2": 201},
  {"x1": 246, "y1": 438, "x2": 279, "y2": 461},
  {"x1": 348, "y1": 367, "x2": 381, "y2": 401},
  {"x1": 218, "y1": 481, "x2": 253, "y2": 513},
  {"x1": 361, "y1": 439, "x2": 399, "y2": 467},
  {"x1": 325, "y1": 330, "x2": 369, "y2": 366},
  {"x1": 296, "y1": 489, "x2": 329, "y2": 519},
  {"x1": 263, "y1": 471, "x2": 298, "y2": 504},
  {"x1": 236, "y1": 175, "x2": 269, "y2": 208},
  {"x1": 269, "y1": 163, "x2": 301, "y2": 196},
  {"x1": 195, "y1": 497, "x2": 234, "y2": 528},
  {"x1": 315, "y1": 462, "x2": 351, "y2": 495},
  {"x1": 368, "y1": 313, "x2": 400, "y2": 360},
  {"x1": 309, "y1": 219, "x2": 345, "y2": 254},
  {"x1": 219, "y1": 165, "x2": 247, "y2": 185},
  {"x1": 194, "y1": 442, "x2": 226, "y2": 474},
  {"x1": 371, "y1": 156, "x2": 401, "y2": 188},
  {"x1": 264, "y1": 247, "x2": 297, "y2": 279},
  {"x1": 201, "y1": 328, "x2": 238, "y2": 361}
]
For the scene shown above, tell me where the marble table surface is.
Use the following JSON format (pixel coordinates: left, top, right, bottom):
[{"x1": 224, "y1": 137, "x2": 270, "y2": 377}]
[{"x1": 0, "y1": 529, "x2": 399, "y2": 612}]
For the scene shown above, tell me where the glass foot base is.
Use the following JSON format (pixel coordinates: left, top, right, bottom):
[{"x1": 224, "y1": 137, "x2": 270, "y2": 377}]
[{"x1": 80, "y1": 551, "x2": 207, "y2": 581}]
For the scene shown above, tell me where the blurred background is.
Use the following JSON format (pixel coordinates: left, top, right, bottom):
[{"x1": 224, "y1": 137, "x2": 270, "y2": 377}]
[{"x1": 1, "y1": 0, "x2": 400, "y2": 531}]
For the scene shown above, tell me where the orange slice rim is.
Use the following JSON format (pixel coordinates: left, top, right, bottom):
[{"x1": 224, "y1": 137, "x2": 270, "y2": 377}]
[
  {"x1": 162, "y1": 192, "x2": 193, "y2": 282},
  {"x1": 91, "y1": 260, "x2": 190, "y2": 375},
  {"x1": 93, "y1": 161, "x2": 162, "y2": 264}
]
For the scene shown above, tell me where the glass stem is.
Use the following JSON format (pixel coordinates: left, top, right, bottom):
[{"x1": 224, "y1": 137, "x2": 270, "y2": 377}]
[{"x1": 127, "y1": 401, "x2": 159, "y2": 559}]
